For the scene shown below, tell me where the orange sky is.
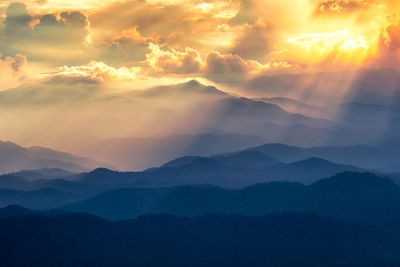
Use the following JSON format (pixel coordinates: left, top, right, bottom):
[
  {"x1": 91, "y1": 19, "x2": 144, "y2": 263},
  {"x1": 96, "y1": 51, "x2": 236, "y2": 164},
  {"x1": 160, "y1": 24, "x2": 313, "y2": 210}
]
[{"x1": 0, "y1": 0, "x2": 400, "y2": 89}]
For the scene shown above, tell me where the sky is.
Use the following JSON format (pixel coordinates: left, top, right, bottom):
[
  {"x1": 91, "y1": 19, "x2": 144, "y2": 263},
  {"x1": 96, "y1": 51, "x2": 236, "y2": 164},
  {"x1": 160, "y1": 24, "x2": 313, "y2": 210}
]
[
  {"x1": 1, "y1": 0, "x2": 400, "y2": 151},
  {"x1": 1, "y1": 0, "x2": 400, "y2": 88}
]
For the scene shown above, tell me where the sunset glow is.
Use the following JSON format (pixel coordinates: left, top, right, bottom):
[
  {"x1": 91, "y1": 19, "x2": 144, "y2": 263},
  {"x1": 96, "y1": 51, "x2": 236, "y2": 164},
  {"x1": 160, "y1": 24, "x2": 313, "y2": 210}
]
[{"x1": 1, "y1": 0, "x2": 400, "y2": 148}]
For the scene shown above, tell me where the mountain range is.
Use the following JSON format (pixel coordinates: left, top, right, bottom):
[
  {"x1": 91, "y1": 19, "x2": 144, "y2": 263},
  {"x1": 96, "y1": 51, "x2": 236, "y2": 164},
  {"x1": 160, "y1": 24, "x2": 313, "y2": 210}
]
[
  {"x1": 76, "y1": 156, "x2": 365, "y2": 188},
  {"x1": 65, "y1": 172, "x2": 400, "y2": 222},
  {"x1": 0, "y1": 140, "x2": 103, "y2": 174}
]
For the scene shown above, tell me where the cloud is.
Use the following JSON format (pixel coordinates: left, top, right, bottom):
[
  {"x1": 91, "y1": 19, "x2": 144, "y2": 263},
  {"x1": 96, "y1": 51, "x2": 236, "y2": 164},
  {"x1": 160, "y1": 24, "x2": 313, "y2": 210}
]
[
  {"x1": 40, "y1": 61, "x2": 141, "y2": 83},
  {"x1": 204, "y1": 51, "x2": 259, "y2": 80},
  {"x1": 315, "y1": 0, "x2": 372, "y2": 14},
  {"x1": 204, "y1": 51, "x2": 293, "y2": 82},
  {"x1": 2, "y1": 0, "x2": 400, "y2": 83},
  {"x1": 2, "y1": 2, "x2": 31, "y2": 44},
  {"x1": 89, "y1": 0, "x2": 242, "y2": 54},
  {"x1": 0, "y1": 53, "x2": 28, "y2": 89},
  {"x1": 0, "y1": 3, "x2": 90, "y2": 64},
  {"x1": 146, "y1": 43, "x2": 203, "y2": 74},
  {"x1": 32, "y1": 11, "x2": 89, "y2": 47},
  {"x1": 145, "y1": 43, "x2": 293, "y2": 83},
  {"x1": 0, "y1": 53, "x2": 26, "y2": 73},
  {"x1": 229, "y1": 0, "x2": 257, "y2": 26},
  {"x1": 230, "y1": 18, "x2": 271, "y2": 62},
  {"x1": 9, "y1": 53, "x2": 26, "y2": 72}
]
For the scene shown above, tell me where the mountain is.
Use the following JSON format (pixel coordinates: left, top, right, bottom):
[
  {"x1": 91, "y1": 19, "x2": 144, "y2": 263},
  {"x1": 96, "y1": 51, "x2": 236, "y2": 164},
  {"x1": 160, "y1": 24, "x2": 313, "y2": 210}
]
[
  {"x1": 72, "y1": 95, "x2": 345, "y2": 171},
  {"x1": 77, "y1": 156, "x2": 366, "y2": 188},
  {"x1": 163, "y1": 151, "x2": 280, "y2": 168},
  {"x1": 0, "y1": 175, "x2": 31, "y2": 190},
  {"x1": 0, "y1": 174, "x2": 81, "y2": 192},
  {"x1": 241, "y1": 69, "x2": 400, "y2": 105},
  {"x1": 0, "y1": 140, "x2": 102, "y2": 173},
  {"x1": 75, "y1": 133, "x2": 267, "y2": 171},
  {"x1": 241, "y1": 69, "x2": 400, "y2": 146},
  {"x1": 129, "y1": 79, "x2": 229, "y2": 99},
  {"x1": 202, "y1": 98, "x2": 373, "y2": 147},
  {"x1": 67, "y1": 172, "x2": 398, "y2": 222},
  {"x1": 66, "y1": 188, "x2": 174, "y2": 220},
  {"x1": 0, "y1": 212, "x2": 389, "y2": 266},
  {"x1": 212, "y1": 150, "x2": 280, "y2": 168},
  {"x1": 264, "y1": 157, "x2": 365, "y2": 183},
  {"x1": 8, "y1": 168, "x2": 75, "y2": 181},
  {"x1": 257, "y1": 97, "x2": 328, "y2": 119},
  {"x1": 207, "y1": 97, "x2": 334, "y2": 129},
  {"x1": 0, "y1": 188, "x2": 84, "y2": 210},
  {"x1": 304, "y1": 172, "x2": 400, "y2": 221},
  {"x1": 248, "y1": 143, "x2": 391, "y2": 170}
]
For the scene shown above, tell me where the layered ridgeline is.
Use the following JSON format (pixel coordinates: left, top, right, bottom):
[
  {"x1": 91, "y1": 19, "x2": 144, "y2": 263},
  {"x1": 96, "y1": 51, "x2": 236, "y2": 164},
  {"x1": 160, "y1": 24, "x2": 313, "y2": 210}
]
[
  {"x1": 65, "y1": 172, "x2": 400, "y2": 222},
  {"x1": 4, "y1": 78, "x2": 400, "y2": 172},
  {"x1": 54, "y1": 80, "x2": 381, "y2": 171},
  {"x1": 1, "y1": 139, "x2": 398, "y2": 214},
  {"x1": 2, "y1": 172, "x2": 400, "y2": 223},
  {"x1": 0, "y1": 148, "x2": 368, "y2": 191}
]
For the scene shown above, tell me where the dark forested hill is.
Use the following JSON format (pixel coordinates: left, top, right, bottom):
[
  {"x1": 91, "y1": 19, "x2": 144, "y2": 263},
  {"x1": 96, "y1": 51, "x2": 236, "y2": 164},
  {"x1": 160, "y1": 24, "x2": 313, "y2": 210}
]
[{"x1": 0, "y1": 212, "x2": 394, "y2": 267}]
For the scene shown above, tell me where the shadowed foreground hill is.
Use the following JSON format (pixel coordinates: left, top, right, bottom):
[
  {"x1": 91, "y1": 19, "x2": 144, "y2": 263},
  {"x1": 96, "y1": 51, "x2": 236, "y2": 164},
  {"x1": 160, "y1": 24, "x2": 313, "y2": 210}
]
[
  {"x1": 0, "y1": 213, "x2": 393, "y2": 267},
  {"x1": 67, "y1": 172, "x2": 400, "y2": 222}
]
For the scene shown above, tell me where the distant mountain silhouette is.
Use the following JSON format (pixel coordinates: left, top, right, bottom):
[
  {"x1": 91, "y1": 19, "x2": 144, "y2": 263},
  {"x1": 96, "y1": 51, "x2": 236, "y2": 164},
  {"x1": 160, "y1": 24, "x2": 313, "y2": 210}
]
[
  {"x1": 0, "y1": 174, "x2": 31, "y2": 190},
  {"x1": 76, "y1": 133, "x2": 267, "y2": 171},
  {"x1": 0, "y1": 212, "x2": 391, "y2": 266},
  {"x1": 241, "y1": 69, "x2": 400, "y2": 105},
  {"x1": 248, "y1": 143, "x2": 391, "y2": 170},
  {"x1": 257, "y1": 97, "x2": 327, "y2": 118},
  {"x1": 268, "y1": 157, "x2": 365, "y2": 181},
  {"x1": 129, "y1": 79, "x2": 229, "y2": 98},
  {"x1": 161, "y1": 156, "x2": 203, "y2": 168},
  {"x1": 0, "y1": 174, "x2": 96, "y2": 193},
  {"x1": 66, "y1": 188, "x2": 174, "y2": 220},
  {"x1": 73, "y1": 94, "x2": 349, "y2": 171},
  {"x1": 8, "y1": 168, "x2": 75, "y2": 181},
  {"x1": 208, "y1": 97, "x2": 333, "y2": 129},
  {"x1": 0, "y1": 140, "x2": 102, "y2": 173},
  {"x1": 212, "y1": 150, "x2": 280, "y2": 168},
  {"x1": 242, "y1": 69, "x2": 400, "y2": 147},
  {"x1": 67, "y1": 172, "x2": 399, "y2": 222},
  {"x1": 162, "y1": 150, "x2": 280, "y2": 169},
  {"x1": 77, "y1": 156, "x2": 365, "y2": 188},
  {"x1": 0, "y1": 188, "x2": 84, "y2": 210}
]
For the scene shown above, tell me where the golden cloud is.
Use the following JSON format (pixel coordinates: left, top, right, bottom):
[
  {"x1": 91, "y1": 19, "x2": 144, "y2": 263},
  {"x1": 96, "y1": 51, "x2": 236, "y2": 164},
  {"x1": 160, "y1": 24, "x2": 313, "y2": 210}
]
[
  {"x1": 316, "y1": 0, "x2": 373, "y2": 14},
  {"x1": 145, "y1": 43, "x2": 293, "y2": 82},
  {"x1": 146, "y1": 43, "x2": 203, "y2": 74},
  {"x1": 39, "y1": 61, "x2": 141, "y2": 83},
  {"x1": 0, "y1": 54, "x2": 28, "y2": 89},
  {"x1": 3, "y1": 0, "x2": 400, "y2": 82}
]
